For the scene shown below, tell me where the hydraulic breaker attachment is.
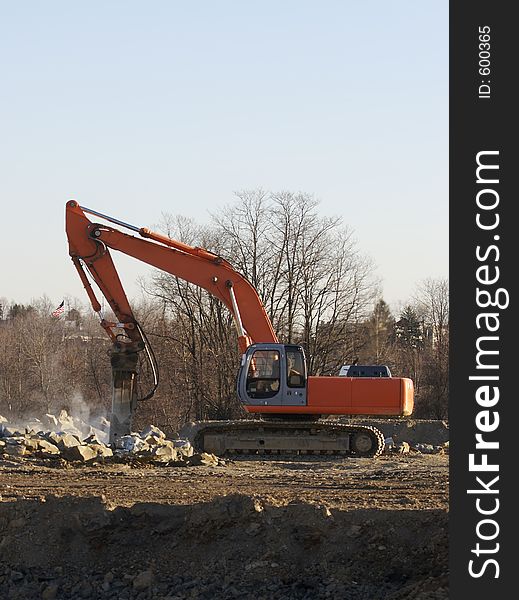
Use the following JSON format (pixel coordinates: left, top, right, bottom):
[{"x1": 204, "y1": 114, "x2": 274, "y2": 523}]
[{"x1": 109, "y1": 341, "x2": 144, "y2": 445}]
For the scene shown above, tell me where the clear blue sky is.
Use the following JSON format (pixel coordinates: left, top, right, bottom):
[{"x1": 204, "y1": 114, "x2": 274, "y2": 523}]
[{"x1": 0, "y1": 1, "x2": 447, "y2": 311}]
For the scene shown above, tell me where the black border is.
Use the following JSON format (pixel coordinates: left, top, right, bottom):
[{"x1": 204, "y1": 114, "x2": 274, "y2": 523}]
[{"x1": 450, "y1": 1, "x2": 515, "y2": 595}]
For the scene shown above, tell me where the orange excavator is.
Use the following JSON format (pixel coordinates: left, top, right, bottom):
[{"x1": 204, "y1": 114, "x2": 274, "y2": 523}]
[{"x1": 65, "y1": 201, "x2": 413, "y2": 457}]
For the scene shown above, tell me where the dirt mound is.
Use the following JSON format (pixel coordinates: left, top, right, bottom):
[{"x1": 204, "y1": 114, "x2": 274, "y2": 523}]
[{"x1": 0, "y1": 494, "x2": 447, "y2": 599}]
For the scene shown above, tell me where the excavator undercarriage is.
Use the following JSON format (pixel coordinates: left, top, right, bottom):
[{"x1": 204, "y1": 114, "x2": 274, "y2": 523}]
[{"x1": 180, "y1": 420, "x2": 386, "y2": 458}]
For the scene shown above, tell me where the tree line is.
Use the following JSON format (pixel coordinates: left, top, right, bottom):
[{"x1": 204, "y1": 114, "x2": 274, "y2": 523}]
[{"x1": 0, "y1": 191, "x2": 448, "y2": 430}]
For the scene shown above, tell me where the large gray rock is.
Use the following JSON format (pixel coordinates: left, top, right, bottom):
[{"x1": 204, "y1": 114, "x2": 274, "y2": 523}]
[
  {"x1": 63, "y1": 445, "x2": 98, "y2": 462},
  {"x1": 37, "y1": 439, "x2": 61, "y2": 457},
  {"x1": 150, "y1": 444, "x2": 179, "y2": 462},
  {"x1": 89, "y1": 444, "x2": 113, "y2": 459},
  {"x1": 396, "y1": 441, "x2": 410, "y2": 454},
  {"x1": 173, "y1": 439, "x2": 194, "y2": 457},
  {"x1": 188, "y1": 452, "x2": 219, "y2": 467},
  {"x1": 115, "y1": 434, "x2": 148, "y2": 453},
  {"x1": 133, "y1": 570, "x2": 154, "y2": 591},
  {"x1": 140, "y1": 424, "x2": 166, "y2": 440},
  {"x1": 50, "y1": 432, "x2": 82, "y2": 451}
]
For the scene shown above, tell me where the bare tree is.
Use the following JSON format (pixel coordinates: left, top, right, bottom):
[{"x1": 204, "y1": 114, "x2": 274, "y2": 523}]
[
  {"x1": 413, "y1": 278, "x2": 449, "y2": 418},
  {"x1": 212, "y1": 191, "x2": 376, "y2": 373},
  {"x1": 139, "y1": 190, "x2": 378, "y2": 423}
]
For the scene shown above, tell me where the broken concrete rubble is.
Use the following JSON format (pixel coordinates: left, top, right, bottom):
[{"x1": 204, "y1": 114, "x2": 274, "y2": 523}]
[
  {"x1": 115, "y1": 434, "x2": 148, "y2": 453},
  {"x1": 83, "y1": 433, "x2": 102, "y2": 445},
  {"x1": 4, "y1": 441, "x2": 27, "y2": 457},
  {"x1": 89, "y1": 444, "x2": 113, "y2": 459},
  {"x1": 63, "y1": 445, "x2": 98, "y2": 462},
  {"x1": 55, "y1": 433, "x2": 82, "y2": 451},
  {"x1": 140, "y1": 424, "x2": 165, "y2": 440},
  {"x1": 413, "y1": 443, "x2": 437, "y2": 454},
  {"x1": 1, "y1": 413, "x2": 207, "y2": 467},
  {"x1": 35, "y1": 440, "x2": 61, "y2": 457},
  {"x1": 188, "y1": 452, "x2": 219, "y2": 467},
  {"x1": 150, "y1": 444, "x2": 179, "y2": 462},
  {"x1": 58, "y1": 409, "x2": 75, "y2": 429},
  {"x1": 396, "y1": 441, "x2": 410, "y2": 454},
  {"x1": 3, "y1": 409, "x2": 110, "y2": 446},
  {"x1": 85, "y1": 425, "x2": 108, "y2": 444},
  {"x1": 0, "y1": 425, "x2": 23, "y2": 438},
  {"x1": 384, "y1": 437, "x2": 444, "y2": 455}
]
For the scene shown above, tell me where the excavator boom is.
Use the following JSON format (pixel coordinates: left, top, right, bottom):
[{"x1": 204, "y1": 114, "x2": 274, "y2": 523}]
[{"x1": 66, "y1": 201, "x2": 277, "y2": 352}]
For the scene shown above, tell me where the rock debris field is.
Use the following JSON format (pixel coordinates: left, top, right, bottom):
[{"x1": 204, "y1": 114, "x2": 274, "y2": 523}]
[{"x1": 1, "y1": 412, "x2": 449, "y2": 600}]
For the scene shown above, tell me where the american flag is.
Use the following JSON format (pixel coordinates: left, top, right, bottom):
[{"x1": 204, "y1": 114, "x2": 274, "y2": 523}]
[{"x1": 51, "y1": 300, "x2": 65, "y2": 318}]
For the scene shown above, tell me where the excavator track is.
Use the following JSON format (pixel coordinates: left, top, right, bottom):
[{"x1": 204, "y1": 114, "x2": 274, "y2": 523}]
[{"x1": 180, "y1": 420, "x2": 385, "y2": 458}]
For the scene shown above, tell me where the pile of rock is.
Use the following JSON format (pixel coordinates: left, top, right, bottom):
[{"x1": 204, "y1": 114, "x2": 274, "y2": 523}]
[
  {"x1": 0, "y1": 415, "x2": 220, "y2": 467},
  {"x1": 0, "y1": 428, "x2": 108, "y2": 462},
  {"x1": 112, "y1": 424, "x2": 196, "y2": 464},
  {"x1": 384, "y1": 437, "x2": 449, "y2": 455},
  {"x1": 0, "y1": 409, "x2": 109, "y2": 445}
]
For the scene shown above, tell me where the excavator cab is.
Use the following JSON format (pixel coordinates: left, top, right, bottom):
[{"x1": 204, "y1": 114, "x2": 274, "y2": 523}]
[{"x1": 237, "y1": 343, "x2": 307, "y2": 407}]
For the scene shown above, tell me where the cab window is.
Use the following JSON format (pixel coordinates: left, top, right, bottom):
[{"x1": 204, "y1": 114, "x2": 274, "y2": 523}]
[
  {"x1": 286, "y1": 349, "x2": 306, "y2": 388},
  {"x1": 246, "y1": 350, "x2": 280, "y2": 398}
]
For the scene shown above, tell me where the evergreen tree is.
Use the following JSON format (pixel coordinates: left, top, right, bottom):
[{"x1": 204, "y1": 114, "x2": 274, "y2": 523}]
[
  {"x1": 395, "y1": 306, "x2": 424, "y2": 349},
  {"x1": 366, "y1": 299, "x2": 394, "y2": 362}
]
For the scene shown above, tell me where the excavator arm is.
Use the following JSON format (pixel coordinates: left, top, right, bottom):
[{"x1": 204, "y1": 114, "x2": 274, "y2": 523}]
[
  {"x1": 66, "y1": 201, "x2": 277, "y2": 350},
  {"x1": 65, "y1": 201, "x2": 278, "y2": 442}
]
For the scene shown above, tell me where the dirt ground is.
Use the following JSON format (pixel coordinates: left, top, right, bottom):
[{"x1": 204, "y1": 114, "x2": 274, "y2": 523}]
[{"x1": 0, "y1": 453, "x2": 448, "y2": 600}]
